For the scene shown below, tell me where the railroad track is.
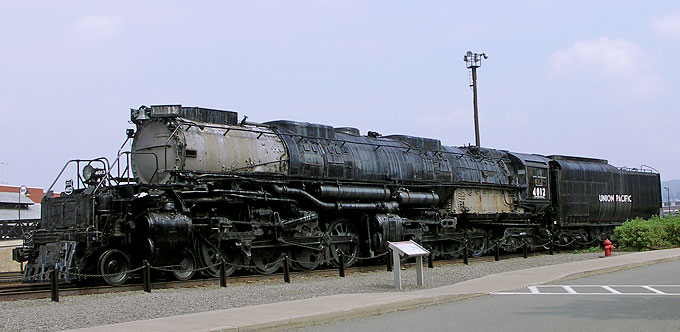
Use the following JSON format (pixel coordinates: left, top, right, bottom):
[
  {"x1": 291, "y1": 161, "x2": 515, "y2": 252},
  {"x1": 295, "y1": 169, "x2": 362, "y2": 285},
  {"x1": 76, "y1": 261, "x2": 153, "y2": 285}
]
[
  {"x1": 0, "y1": 264, "x2": 387, "y2": 301},
  {"x1": 0, "y1": 271, "x2": 22, "y2": 282},
  {"x1": 0, "y1": 252, "x2": 535, "y2": 301}
]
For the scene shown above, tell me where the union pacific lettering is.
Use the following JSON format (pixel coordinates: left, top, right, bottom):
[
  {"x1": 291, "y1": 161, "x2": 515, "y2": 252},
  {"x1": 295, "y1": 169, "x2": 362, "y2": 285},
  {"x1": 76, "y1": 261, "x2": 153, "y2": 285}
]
[{"x1": 598, "y1": 194, "x2": 632, "y2": 203}]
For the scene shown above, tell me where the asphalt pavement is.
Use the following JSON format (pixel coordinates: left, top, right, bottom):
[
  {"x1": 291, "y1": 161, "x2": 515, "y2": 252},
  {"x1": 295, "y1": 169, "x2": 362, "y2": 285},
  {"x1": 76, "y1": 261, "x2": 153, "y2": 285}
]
[{"x1": 289, "y1": 260, "x2": 680, "y2": 332}]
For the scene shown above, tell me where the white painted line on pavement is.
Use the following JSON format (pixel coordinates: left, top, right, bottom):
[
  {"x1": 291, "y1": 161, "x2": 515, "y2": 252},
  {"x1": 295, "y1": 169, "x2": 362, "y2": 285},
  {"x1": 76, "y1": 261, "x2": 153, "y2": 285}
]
[
  {"x1": 544, "y1": 285, "x2": 680, "y2": 287},
  {"x1": 492, "y1": 292, "x2": 680, "y2": 296},
  {"x1": 601, "y1": 286, "x2": 621, "y2": 294},
  {"x1": 562, "y1": 286, "x2": 577, "y2": 294},
  {"x1": 642, "y1": 286, "x2": 667, "y2": 295},
  {"x1": 492, "y1": 285, "x2": 680, "y2": 296}
]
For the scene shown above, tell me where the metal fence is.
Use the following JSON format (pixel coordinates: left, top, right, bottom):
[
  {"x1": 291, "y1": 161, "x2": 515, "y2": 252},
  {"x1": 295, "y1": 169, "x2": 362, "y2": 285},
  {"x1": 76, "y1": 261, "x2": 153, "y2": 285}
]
[{"x1": 0, "y1": 219, "x2": 38, "y2": 240}]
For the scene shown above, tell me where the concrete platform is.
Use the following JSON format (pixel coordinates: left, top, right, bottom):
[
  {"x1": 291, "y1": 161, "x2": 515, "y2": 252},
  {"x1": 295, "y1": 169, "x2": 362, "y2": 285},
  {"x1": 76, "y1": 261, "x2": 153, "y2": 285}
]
[
  {"x1": 0, "y1": 240, "x2": 22, "y2": 272},
  {"x1": 66, "y1": 248, "x2": 680, "y2": 332}
]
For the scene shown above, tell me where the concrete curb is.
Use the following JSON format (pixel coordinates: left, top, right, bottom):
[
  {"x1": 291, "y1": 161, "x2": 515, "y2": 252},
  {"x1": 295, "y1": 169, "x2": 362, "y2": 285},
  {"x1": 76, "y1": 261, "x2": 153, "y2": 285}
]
[{"x1": 67, "y1": 248, "x2": 680, "y2": 332}]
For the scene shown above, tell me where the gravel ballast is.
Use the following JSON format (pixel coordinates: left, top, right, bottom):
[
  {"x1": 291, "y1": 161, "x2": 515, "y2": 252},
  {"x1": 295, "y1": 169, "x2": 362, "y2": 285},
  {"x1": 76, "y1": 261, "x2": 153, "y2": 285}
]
[{"x1": 0, "y1": 252, "x2": 622, "y2": 332}]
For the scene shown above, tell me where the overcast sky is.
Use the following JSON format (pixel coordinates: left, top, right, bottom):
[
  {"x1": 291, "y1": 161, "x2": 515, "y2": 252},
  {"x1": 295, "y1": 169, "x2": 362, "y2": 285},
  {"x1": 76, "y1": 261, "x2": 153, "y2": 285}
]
[{"x1": 1, "y1": 1, "x2": 678, "y2": 190}]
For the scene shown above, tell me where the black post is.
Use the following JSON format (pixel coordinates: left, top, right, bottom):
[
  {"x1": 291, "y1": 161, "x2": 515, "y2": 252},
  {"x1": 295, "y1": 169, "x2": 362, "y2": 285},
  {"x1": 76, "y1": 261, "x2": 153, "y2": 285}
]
[
  {"x1": 143, "y1": 260, "x2": 151, "y2": 293},
  {"x1": 463, "y1": 241, "x2": 469, "y2": 265},
  {"x1": 494, "y1": 241, "x2": 500, "y2": 261},
  {"x1": 523, "y1": 240, "x2": 528, "y2": 259},
  {"x1": 549, "y1": 235, "x2": 554, "y2": 256},
  {"x1": 50, "y1": 266, "x2": 59, "y2": 302},
  {"x1": 219, "y1": 259, "x2": 227, "y2": 287},
  {"x1": 386, "y1": 250, "x2": 392, "y2": 272},
  {"x1": 338, "y1": 251, "x2": 346, "y2": 277},
  {"x1": 428, "y1": 250, "x2": 434, "y2": 269},
  {"x1": 283, "y1": 254, "x2": 291, "y2": 283}
]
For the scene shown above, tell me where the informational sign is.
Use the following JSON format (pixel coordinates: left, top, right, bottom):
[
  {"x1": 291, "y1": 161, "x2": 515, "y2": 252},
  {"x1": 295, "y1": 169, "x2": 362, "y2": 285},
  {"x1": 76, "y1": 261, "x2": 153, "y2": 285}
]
[
  {"x1": 387, "y1": 240, "x2": 430, "y2": 290},
  {"x1": 388, "y1": 241, "x2": 429, "y2": 257}
]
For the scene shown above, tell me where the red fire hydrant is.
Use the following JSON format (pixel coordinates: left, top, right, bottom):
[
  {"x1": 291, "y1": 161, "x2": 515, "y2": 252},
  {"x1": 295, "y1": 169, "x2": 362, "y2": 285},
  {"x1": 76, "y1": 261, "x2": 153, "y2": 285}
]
[{"x1": 604, "y1": 239, "x2": 615, "y2": 257}]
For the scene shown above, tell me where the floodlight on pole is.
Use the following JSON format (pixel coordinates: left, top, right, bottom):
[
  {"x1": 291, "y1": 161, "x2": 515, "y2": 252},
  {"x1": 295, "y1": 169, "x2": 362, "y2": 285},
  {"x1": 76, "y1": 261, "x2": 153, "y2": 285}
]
[
  {"x1": 664, "y1": 186, "x2": 671, "y2": 215},
  {"x1": 17, "y1": 185, "x2": 30, "y2": 273},
  {"x1": 463, "y1": 51, "x2": 488, "y2": 147},
  {"x1": 0, "y1": 162, "x2": 7, "y2": 184},
  {"x1": 18, "y1": 185, "x2": 30, "y2": 230}
]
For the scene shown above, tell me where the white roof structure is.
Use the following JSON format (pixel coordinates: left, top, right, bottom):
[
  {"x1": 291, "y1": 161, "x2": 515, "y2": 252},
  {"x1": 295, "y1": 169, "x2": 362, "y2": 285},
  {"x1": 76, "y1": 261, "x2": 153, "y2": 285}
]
[
  {"x1": 0, "y1": 192, "x2": 35, "y2": 205},
  {"x1": 0, "y1": 206, "x2": 40, "y2": 221},
  {"x1": 0, "y1": 192, "x2": 41, "y2": 221}
]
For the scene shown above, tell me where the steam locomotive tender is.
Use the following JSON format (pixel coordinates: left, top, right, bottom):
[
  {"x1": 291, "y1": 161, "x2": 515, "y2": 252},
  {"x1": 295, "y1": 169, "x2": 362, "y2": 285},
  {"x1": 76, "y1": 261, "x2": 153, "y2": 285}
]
[{"x1": 14, "y1": 105, "x2": 662, "y2": 285}]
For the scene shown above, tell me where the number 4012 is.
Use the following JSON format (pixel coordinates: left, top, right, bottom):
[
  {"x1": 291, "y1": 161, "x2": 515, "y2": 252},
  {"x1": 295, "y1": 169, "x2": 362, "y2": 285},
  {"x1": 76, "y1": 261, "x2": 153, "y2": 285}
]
[{"x1": 532, "y1": 187, "x2": 546, "y2": 198}]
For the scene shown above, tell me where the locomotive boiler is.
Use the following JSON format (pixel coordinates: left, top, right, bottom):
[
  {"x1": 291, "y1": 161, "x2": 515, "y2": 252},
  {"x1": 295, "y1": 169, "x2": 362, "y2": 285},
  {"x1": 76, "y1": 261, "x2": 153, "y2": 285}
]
[{"x1": 14, "y1": 105, "x2": 662, "y2": 285}]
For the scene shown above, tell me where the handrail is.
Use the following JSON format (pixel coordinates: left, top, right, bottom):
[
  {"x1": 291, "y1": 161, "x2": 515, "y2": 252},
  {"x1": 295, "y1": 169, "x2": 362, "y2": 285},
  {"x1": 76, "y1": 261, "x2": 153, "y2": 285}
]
[
  {"x1": 163, "y1": 123, "x2": 188, "y2": 172},
  {"x1": 121, "y1": 151, "x2": 159, "y2": 183},
  {"x1": 44, "y1": 158, "x2": 110, "y2": 200},
  {"x1": 95, "y1": 136, "x2": 133, "y2": 194},
  {"x1": 639, "y1": 164, "x2": 660, "y2": 174},
  {"x1": 619, "y1": 166, "x2": 658, "y2": 174}
]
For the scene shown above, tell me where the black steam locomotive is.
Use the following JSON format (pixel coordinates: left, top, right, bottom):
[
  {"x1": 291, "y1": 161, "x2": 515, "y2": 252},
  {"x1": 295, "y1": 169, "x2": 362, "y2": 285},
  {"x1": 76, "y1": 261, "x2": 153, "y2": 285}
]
[{"x1": 14, "y1": 105, "x2": 661, "y2": 285}]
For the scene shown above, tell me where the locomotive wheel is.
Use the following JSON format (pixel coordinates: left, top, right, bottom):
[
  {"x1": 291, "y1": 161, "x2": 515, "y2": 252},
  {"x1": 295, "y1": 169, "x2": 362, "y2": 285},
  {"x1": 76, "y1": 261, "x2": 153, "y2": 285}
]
[
  {"x1": 197, "y1": 240, "x2": 238, "y2": 278},
  {"x1": 172, "y1": 250, "x2": 196, "y2": 281},
  {"x1": 291, "y1": 248, "x2": 322, "y2": 271},
  {"x1": 328, "y1": 219, "x2": 360, "y2": 268},
  {"x1": 468, "y1": 233, "x2": 488, "y2": 258},
  {"x1": 250, "y1": 249, "x2": 284, "y2": 275},
  {"x1": 501, "y1": 237, "x2": 521, "y2": 252},
  {"x1": 98, "y1": 249, "x2": 130, "y2": 286},
  {"x1": 430, "y1": 243, "x2": 444, "y2": 259},
  {"x1": 290, "y1": 225, "x2": 323, "y2": 271},
  {"x1": 442, "y1": 240, "x2": 463, "y2": 259},
  {"x1": 590, "y1": 228, "x2": 607, "y2": 243},
  {"x1": 557, "y1": 233, "x2": 572, "y2": 246}
]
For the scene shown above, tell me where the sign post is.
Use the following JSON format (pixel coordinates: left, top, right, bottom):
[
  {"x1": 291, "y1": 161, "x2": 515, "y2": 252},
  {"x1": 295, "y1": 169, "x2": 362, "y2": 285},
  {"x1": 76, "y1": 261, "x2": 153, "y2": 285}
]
[{"x1": 387, "y1": 240, "x2": 430, "y2": 290}]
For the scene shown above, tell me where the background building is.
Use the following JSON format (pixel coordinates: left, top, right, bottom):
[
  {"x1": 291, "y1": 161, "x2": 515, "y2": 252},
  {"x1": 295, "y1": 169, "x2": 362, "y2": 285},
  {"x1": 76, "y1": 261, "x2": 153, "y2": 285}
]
[
  {"x1": 0, "y1": 185, "x2": 42, "y2": 240},
  {"x1": 661, "y1": 201, "x2": 680, "y2": 217}
]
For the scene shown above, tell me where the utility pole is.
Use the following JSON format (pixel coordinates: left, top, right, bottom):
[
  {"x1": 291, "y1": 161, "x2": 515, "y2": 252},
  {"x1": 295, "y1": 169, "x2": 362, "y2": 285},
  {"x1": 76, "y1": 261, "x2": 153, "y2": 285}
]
[
  {"x1": 0, "y1": 162, "x2": 7, "y2": 184},
  {"x1": 463, "y1": 51, "x2": 488, "y2": 147}
]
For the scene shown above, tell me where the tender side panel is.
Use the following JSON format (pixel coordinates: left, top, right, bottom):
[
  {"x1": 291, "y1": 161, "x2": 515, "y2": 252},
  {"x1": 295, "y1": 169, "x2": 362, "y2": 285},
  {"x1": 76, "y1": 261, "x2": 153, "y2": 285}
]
[
  {"x1": 551, "y1": 158, "x2": 618, "y2": 225},
  {"x1": 550, "y1": 157, "x2": 660, "y2": 226},
  {"x1": 622, "y1": 170, "x2": 662, "y2": 218}
]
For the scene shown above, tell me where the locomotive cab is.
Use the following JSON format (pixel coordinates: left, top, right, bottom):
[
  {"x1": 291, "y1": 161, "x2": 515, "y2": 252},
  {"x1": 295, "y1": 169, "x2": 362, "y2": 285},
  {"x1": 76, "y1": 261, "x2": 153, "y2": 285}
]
[{"x1": 507, "y1": 152, "x2": 551, "y2": 209}]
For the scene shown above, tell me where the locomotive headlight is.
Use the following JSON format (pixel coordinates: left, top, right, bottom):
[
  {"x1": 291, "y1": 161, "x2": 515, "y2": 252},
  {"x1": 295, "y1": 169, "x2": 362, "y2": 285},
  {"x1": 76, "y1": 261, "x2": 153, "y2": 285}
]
[{"x1": 83, "y1": 165, "x2": 106, "y2": 184}]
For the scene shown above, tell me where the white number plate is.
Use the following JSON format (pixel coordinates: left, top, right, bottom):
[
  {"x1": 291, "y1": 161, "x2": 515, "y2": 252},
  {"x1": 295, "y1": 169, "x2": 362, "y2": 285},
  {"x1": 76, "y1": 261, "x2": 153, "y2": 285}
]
[{"x1": 532, "y1": 187, "x2": 547, "y2": 199}]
